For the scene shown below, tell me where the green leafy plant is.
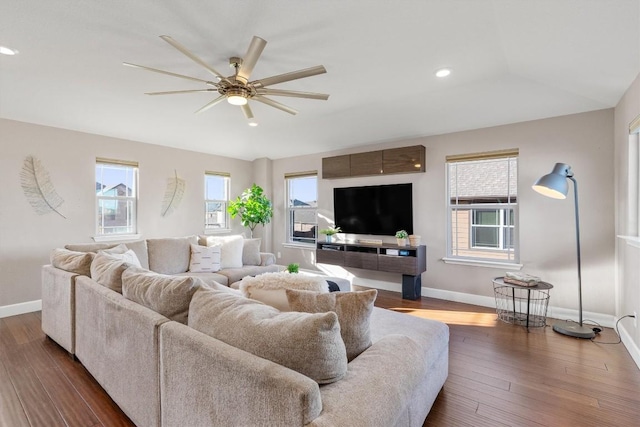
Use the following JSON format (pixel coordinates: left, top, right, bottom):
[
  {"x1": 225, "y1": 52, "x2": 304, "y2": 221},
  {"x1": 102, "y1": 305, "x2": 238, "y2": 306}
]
[
  {"x1": 319, "y1": 226, "x2": 342, "y2": 236},
  {"x1": 395, "y1": 230, "x2": 409, "y2": 239},
  {"x1": 286, "y1": 263, "x2": 299, "y2": 274},
  {"x1": 227, "y1": 184, "x2": 273, "y2": 237}
]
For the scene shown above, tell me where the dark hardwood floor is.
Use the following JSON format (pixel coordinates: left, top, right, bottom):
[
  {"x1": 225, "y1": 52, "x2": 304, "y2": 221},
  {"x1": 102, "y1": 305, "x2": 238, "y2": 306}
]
[{"x1": 1, "y1": 290, "x2": 639, "y2": 426}]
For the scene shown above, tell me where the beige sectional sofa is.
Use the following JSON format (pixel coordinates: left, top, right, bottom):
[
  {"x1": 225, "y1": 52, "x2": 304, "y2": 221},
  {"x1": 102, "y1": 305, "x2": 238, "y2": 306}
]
[{"x1": 41, "y1": 236, "x2": 449, "y2": 427}]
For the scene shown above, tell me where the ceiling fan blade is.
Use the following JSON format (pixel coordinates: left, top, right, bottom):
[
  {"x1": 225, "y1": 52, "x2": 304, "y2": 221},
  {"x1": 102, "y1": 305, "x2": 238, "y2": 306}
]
[
  {"x1": 194, "y1": 95, "x2": 226, "y2": 114},
  {"x1": 236, "y1": 36, "x2": 267, "y2": 85},
  {"x1": 252, "y1": 65, "x2": 326, "y2": 89},
  {"x1": 145, "y1": 89, "x2": 218, "y2": 96},
  {"x1": 253, "y1": 95, "x2": 298, "y2": 115},
  {"x1": 160, "y1": 35, "x2": 227, "y2": 81},
  {"x1": 241, "y1": 104, "x2": 254, "y2": 119},
  {"x1": 123, "y1": 62, "x2": 216, "y2": 85},
  {"x1": 256, "y1": 88, "x2": 329, "y2": 100}
]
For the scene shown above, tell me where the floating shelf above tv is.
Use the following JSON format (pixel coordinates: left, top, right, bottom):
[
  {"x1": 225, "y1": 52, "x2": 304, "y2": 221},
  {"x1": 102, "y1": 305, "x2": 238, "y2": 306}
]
[{"x1": 322, "y1": 145, "x2": 426, "y2": 179}]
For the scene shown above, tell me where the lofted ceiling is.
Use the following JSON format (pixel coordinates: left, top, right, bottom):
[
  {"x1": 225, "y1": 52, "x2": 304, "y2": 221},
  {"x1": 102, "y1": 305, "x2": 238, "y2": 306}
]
[{"x1": 1, "y1": 0, "x2": 639, "y2": 161}]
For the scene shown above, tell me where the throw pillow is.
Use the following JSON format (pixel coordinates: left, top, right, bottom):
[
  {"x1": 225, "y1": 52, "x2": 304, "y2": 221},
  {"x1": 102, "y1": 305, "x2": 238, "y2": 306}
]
[
  {"x1": 286, "y1": 289, "x2": 378, "y2": 361},
  {"x1": 189, "y1": 244, "x2": 221, "y2": 273},
  {"x1": 102, "y1": 245, "x2": 142, "y2": 268},
  {"x1": 90, "y1": 251, "x2": 136, "y2": 293},
  {"x1": 204, "y1": 235, "x2": 244, "y2": 269},
  {"x1": 239, "y1": 272, "x2": 329, "y2": 311},
  {"x1": 122, "y1": 267, "x2": 202, "y2": 324},
  {"x1": 242, "y1": 238, "x2": 262, "y2": 266},
  {"x1": 147, "y1": 236, "x2": 198, "y2": 274},
  {"x1": 188, "y1": 287, "x2": 348, "y2": 384},
  {"x1": 50, "y1": 248, "x2": 95, "y2": 276}
]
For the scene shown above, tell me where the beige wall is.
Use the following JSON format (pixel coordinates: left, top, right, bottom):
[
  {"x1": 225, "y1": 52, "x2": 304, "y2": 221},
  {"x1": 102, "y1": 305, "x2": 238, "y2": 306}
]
[
  {"x1": 614, "y1": 72, "x2": 640, "y2": 359},
  {"x1": 0, "y1": 119, "x2": 253, "y2": 308},
  {"x1": 272, "y1": 109, "x2": 617, "y2": 317}
]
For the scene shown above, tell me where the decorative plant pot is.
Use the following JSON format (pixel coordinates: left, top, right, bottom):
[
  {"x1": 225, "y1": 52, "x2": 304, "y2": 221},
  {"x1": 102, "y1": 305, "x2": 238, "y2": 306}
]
[
  {"x1": 325, "y1": 235, "x2": 335, "y2": 243},
  {"x1": 409, "y1": 235, "x2": 421, "y2": 246},
  {"x1": 396, "y1": 238, "x2": 408, "y2": 246}
]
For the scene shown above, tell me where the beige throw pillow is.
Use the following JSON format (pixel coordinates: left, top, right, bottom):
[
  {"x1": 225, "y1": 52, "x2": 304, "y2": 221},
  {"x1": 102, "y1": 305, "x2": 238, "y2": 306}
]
[
  {"x1": 122, "y1": 267, "x2": 201, "y2": 324},
  {"x1": 242, "y1": 238, "x2": 262, "y2": 266},
  {"x1": 286, "y1": 289, "x2": 378, "y2": 361},
  {"x1": 90, "y1": 251, "x2": 135, "y2": 293},
  {"x1": 50, "y1": 248, "x2": 95, "y2": 276},
  {"x1": 188, "y1": 288, "x2": 348, "y2": 384},
  {"x1": 189, "y1": 244, "x2": 221, "y2": 272}
]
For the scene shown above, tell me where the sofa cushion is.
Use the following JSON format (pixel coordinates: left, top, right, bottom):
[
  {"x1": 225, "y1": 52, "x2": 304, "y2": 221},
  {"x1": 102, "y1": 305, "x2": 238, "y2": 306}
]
[
  {"x1": 173, "y1": 271, "x2": 229, "y2": 287},
  {"x1": 123, "y1": 240, "x2": 150, "y2": 270},
  {"x1": 147, "y1": 236, "x2": 197, "y2": 274},
  {"x1": 65, "y1": 242, "x2": 117, "y2": 252},
  {"x1": 239, "y1": 272, "x2": 329, "y2": 312},
  {"x1": 50, "y1": 248, "x2": 95, "y2": 276},
  {"x1": 102, "y1": 245, "x2": 142, "y2": 268},
  {"x1": 122, "y1": 267, "x2": 201, "y2": 324},
  {"x1": 90, "y1": 251, "x2": 135, "y2": 293},
  {"x1": 189, "y1": 244, "x2": 221, "y2": 273},
  {"x1": 188, "y1": 288, "x2": 348, "y2": 384},
  {"x1": 242, "y1": 238, "x2": 262, "y2": 266},
  {"x1": 204, "y1": 235, "x2": 244, "y2": 269},
  {"x1": 286, "y1": 289, "x2": 377, "y2": 361}
]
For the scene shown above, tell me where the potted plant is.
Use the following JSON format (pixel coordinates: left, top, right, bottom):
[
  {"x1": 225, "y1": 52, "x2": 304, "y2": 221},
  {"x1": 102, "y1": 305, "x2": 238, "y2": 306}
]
[
  {"x1": 286, "y1": 263, "x2": 299, "y2": 274},
  {"x1": 319, "y1": 226, "x2": 342, "y2": 243},
  {"x1": 227, "y1": 184, "x2": 273, "y2": 238},
  {"x1": 395, "y1": 230, "x2": 409, "y2": 246}
]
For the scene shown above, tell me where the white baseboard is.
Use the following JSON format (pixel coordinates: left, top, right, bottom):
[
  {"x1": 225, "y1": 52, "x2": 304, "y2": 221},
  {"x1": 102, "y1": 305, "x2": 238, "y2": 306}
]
[
  {"x1": 0, "y1": 299, "x2": 42, "y2": 319},
  {"x1": 619, "y1": 323, "x2": 640, "y2": 370}
]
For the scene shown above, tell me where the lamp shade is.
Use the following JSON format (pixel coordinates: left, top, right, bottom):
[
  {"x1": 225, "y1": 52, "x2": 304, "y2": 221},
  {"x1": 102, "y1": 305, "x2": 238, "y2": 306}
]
[{"x1": 532, "y1": 163, "x2": 572, "y2": 199}]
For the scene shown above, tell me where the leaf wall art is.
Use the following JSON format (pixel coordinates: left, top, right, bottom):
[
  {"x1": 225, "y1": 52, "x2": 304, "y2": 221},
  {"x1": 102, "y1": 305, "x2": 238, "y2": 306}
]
[
  {"x1": 20, "y1": 155, "x2": 66, "y2": 218},
  {"x1": 161, "y1": 170, "x2": 185, "y2": 217}
]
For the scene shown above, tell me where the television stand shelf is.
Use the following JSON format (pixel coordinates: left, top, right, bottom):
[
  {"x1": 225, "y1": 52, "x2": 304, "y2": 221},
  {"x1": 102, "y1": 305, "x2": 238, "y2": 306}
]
[{"x1": 316, "y1": 242, "x2": 427, "y2": 300}]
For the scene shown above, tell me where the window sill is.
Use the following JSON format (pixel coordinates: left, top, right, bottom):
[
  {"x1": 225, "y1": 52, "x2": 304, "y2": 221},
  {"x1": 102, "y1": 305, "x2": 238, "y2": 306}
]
[
  {"x1": 282, "y1": 242, "x2": 316, "y2": 250},
  {"x1": 93, "y1": 234, "x2": 142, "y2": 242},
  {"x1": 442, "y1": 257, "x2": 523, "y2": 270},
  {"x1": 618, "y1": 235, "x2": 640, "y2": 249},
  {"x1": 203, "y1": 229, "x2": 232, "y2": 235}
]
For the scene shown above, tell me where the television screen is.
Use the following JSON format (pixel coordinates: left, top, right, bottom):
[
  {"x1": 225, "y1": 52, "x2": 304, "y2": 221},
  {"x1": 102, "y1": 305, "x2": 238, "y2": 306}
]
[{"x1": 333, "y1": 183, "x2": 413, "y2": 236}]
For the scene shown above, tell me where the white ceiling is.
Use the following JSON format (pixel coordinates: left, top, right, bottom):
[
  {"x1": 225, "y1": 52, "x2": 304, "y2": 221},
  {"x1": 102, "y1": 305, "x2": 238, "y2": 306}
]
[{"x1": 1, "y1": 1, "x2": 639, "y2": 161}]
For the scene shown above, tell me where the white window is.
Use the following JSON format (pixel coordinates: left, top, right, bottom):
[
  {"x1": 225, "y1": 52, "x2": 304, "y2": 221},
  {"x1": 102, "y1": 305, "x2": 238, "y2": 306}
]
[
  {"x1": 446, "y1": 150, "x2": 518, "y2": 263},
  {"x1": 96, "y1": 159, "x2": 138, "y2": 236},
  {"x1": 628, "y1": 115, "x2": 640, "y2": 237},
  {"x1": 286, "y1": 173, "x2": 318, "y2": 245},
  {"x1": 205, "y1": 172, "x2": 230, "y2": 231}
]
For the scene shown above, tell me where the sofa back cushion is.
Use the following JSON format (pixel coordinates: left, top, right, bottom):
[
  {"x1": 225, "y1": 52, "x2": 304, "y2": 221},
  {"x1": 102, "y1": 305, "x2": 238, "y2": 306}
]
[
  {"x1": 286, "y1": 289, "x2": 377, "y2": 361},
  {"x1": 189, "y1": 244, "x2": 221, "y2": 273},
  {"x1": 122, "y1": 267, "x2": 201, "y2": 324},
  {"x1": 64, "y1": 241, "x2": 149, "y2": 270},
  {"x1": 242, "y1": 238, "x2": 262, "y2": 266},
  {"x1": 50, "y1": 248, "x2": 95, "y2": 276},
  {"x1": 90, "y1": 251, "x2": 135, "y2": 293},
  {"x1": 147, "y1": 236, "x2": 197, "y2": 274},
  {"x1": 188, "y1": 288, "x2": 348, "y2": 384}
]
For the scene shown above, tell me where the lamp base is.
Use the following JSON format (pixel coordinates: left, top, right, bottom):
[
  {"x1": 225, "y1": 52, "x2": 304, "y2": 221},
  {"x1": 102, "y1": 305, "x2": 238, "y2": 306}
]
[{"x1": 552, "y1": 320, "x2": 595, "y2": 339}]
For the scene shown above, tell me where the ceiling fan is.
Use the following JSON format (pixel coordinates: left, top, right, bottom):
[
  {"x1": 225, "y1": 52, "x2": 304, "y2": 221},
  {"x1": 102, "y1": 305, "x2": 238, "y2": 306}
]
[{"x1": 123, "y1": 35, "x2": 329, "y2": 123}]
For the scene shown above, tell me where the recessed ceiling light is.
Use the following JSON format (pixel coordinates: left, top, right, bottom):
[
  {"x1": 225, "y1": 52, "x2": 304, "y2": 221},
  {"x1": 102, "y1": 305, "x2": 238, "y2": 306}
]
[
  {"x1": 0, "y1": 46, "x2": 19, "y2": 56},
  {"x1": 435, "y1": 68, "x2": 451, "y2": 78},
  {"x1": 248, "y1": 121, "x2": 258, "y2": 127}
]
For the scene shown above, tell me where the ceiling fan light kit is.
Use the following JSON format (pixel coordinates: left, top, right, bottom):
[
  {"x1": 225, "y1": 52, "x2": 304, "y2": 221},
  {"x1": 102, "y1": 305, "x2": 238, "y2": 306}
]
[{"x1": 124, "y1": 35, "x2": 329, "y2": 122}]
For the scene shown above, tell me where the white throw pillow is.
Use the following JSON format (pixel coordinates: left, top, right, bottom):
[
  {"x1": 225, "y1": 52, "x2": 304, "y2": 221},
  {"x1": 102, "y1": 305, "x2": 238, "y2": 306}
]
[
  {"x1": 205, "y1": 235, "x2": 244, "y2": 269},
  {"x1": 189, "y1": 244, "x2": 221, "y2": 273},
  {"x1": 101, "y1": 247, "x2": 142, "y2": 268},
  {"x1": 239, "y1": 272, "x2": 329, "y2": 311}
]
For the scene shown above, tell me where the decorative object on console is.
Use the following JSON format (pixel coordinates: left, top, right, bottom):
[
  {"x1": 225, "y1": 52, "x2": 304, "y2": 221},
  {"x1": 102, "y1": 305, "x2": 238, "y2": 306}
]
[
  {"x1": 319, "y1": 226, "x2": 341, "y2": 243},
  {"x1": 395, "y1": 229, "x2": 409, "y2": 246},
  {"x1": 533, "y1": 163, "x2": 594, "y2": 339},
  {"x1": 124, "y1": 35, "x2": 328, "y2": 124},
  {"x1": 20, "y1": 155, "x2": 66, "y2": 218},
  {"x1": 228, "y1": 184, "x2": 273, "y2": 237},
  {"x1": 160, "y1": 170, "x2": 185, "y2": 217},
  {"x1": 409, "y1": 235, "x2": 421, "y2": 246}
]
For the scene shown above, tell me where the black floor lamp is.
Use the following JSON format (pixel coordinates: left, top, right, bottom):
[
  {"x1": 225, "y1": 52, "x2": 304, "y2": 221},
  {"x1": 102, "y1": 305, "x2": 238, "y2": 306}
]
[{"x1": 532, "y1": 163, "x2": 595, "y2": 339}]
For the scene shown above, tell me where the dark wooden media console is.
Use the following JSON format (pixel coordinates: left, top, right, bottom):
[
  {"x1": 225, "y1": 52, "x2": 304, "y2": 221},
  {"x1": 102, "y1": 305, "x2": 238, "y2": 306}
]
[{"x1": 316, "y1": 242, "x2": 427, "y2": 300}]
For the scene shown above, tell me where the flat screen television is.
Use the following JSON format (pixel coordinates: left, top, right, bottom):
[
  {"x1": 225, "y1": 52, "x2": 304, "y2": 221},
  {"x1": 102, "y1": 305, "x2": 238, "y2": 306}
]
[{"x1": 333, "y1": 183, "x2": 413, "y2": 236}]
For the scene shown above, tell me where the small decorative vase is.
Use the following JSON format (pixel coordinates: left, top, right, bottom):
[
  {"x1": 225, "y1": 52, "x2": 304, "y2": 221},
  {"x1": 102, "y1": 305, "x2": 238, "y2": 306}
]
[
  {"x1": 325, "y1": 235, "x2": 335, "y2": 243},
  {"x1": 409, "y1": 235, "x2": 421, "y2": 246},
  {"x1": 396, "y1": 238, "x2": 408, "y2": 246}
]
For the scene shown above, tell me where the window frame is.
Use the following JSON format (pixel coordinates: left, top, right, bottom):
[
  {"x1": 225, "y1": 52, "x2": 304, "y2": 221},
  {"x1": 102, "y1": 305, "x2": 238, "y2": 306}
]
[
  {"x1": 285, "y1": 172, "x2": 318, "y2": 246},
  {"x1": 204, "y1": 172, "x2": 231, "y2": 232},
  {"x1": 445, "y1": 150, "x2": 520, "y2": 267},
  {"x1": 95, "y1": 158, "x2": 138, "y2": 237}
]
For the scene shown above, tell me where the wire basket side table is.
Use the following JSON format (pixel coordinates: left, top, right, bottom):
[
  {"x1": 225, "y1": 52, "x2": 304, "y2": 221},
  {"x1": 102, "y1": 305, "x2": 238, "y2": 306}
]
[{"x1": 492, "y1": 277, "x2": 553, "y2": 331}]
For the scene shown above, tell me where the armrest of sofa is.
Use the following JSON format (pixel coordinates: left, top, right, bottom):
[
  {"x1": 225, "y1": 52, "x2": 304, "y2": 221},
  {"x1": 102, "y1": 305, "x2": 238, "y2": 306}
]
[
  {"x1": 308, "y1": 334, "x2": 427, "y2": 427},
  {"x1": 41, "y1": 265, "x2": 78, "y2": 354},
  {"x1": 159, "y1": 321, "x2": 323, "y2": 427},
  {"x1": 260, "y1": 252, "x2": 276, "y2": 266}
]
